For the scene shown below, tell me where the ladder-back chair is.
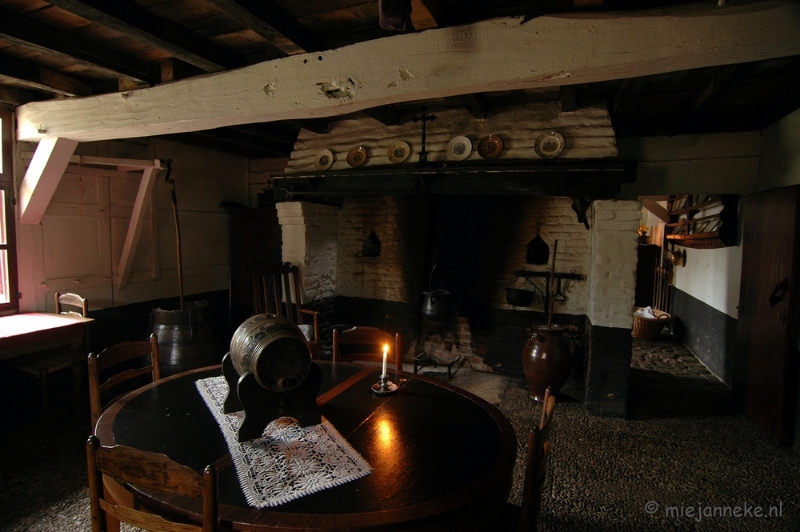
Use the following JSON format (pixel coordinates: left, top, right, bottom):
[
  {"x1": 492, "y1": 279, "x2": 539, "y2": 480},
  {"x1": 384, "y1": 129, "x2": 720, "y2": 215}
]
[
  {"x1": 253, "y1": 261, "x2": 320, "y2": 359},
  {"x1": 8, "y1": 292, "x2": 89, "y2": 409},
  {"x1": 332, "y1": 326, "x2": 402, "y2": 374},
  {"x1": 88, "y1": 334, "x2": 160, "y2": 432},
  {"x1": 86, "y1": 435, "x2": 218, "y2": 532},
  {"x1": 482, "y1": 387, "x2": 555, "y2": 532}
]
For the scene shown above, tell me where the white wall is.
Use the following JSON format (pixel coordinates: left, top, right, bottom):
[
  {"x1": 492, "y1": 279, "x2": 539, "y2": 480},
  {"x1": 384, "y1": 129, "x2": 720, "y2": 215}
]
[
  {"x1": 757, "y1": 107, "x2": 800, "y2": 190},
  {"x1": 672, "y1": 245, "x2": 743, "y2": 319},
  {"x1": 619, "y1": 132, "x2": 761, "y2": 320},
  {"x1": 618, "y1": 132, "x2": 761, "y2": 198},
  {"x1": 15, "y1": 138, "x2": 248, "y2": 312}
]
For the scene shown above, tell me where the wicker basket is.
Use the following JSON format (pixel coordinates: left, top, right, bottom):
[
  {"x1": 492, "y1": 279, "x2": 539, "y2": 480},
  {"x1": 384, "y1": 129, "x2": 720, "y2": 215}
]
[{"x1": 632, "y1": 308, "x2": 671, "y2": 340}]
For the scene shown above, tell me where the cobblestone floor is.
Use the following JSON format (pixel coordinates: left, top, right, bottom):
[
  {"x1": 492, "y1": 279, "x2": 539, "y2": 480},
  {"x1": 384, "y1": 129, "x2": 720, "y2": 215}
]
[{"x1": 630, "y1": 337, "x2": 723, "y2": 382}]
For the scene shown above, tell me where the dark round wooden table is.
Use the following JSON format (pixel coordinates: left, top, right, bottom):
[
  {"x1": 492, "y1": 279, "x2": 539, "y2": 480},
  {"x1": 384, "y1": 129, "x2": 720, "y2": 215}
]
[{"x1": 96, "y1": 362, "x2": 517, "y2": 531}]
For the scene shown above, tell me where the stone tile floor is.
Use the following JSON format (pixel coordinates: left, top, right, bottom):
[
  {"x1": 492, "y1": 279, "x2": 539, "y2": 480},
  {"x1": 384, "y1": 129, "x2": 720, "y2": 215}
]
[{"x1": 2, "y1": 338, "x2": 799, "y2": 531}]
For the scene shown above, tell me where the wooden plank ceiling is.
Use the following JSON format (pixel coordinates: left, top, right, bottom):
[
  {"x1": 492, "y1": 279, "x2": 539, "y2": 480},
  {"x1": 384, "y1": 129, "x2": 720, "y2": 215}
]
[{"x1": 1, "y1": 0, "x2": 799, "y2": 159}]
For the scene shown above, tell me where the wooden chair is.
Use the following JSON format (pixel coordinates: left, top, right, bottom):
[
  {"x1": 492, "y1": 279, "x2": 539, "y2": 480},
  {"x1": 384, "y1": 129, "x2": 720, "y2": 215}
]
[
  {"x1": 56, "y1": 291, "x2": 89, "y2": 317},
  {"x1": 8, "y1": 292, "x2": 89, "y2": 409},
  {"x1": 483, "y1": 387, "x2": 554, "y2": 532},
  {"x1": 253, "y1": 261, "x2": 320, "y2": 359},
  {"x1": 332, "y1": 326, "x2": 402, "y2": 373},
  {"x1": 88, "y1": 334, "x2": 161, "y2": 432},
  {"x1": 86, "y1": 434, "x2": 218, "y2": 532}
]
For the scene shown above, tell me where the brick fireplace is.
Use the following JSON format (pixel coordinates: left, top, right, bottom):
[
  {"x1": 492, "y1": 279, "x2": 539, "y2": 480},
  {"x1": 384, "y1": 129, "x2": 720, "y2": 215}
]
[
  {"x1": 277, "y1": 194, "x2": 639, "y2": 417},
  {"x1": 271, "y1": 102, "x2": 640, "y2": 417}
]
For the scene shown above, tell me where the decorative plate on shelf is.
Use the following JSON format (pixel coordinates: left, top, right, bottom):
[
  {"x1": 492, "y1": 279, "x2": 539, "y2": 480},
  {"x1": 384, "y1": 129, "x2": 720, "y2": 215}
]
[
  {"x1": 534, "y1": 131, "x2": 565, "y2": 159},
  {"x1": 387, "y1": 141, "x2": 411, "y2": 164},
  {"x1": 313, "y1": 149, "x2": 334, "y2": 171},
  {"x1": 346, "y1": 146, "x2": 369, "y2": 167},
  {"x1": 477, "y1": 135, "x2": 504, "y2": 159},
  {"x1": 446, "y1": 136, "x2": 472, "y2": 161}
]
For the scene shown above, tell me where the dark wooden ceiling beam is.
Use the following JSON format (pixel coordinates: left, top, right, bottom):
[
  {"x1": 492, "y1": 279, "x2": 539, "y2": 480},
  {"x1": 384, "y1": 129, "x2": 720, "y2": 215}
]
[
  {"x1": 0, "y1": 6, "x2": 155, "y2": 84},
  {"x1": 560, "y1": 85, "x2": 577, "y2": 112},
  {"x1": 44, "y1": 0, "x2": 244, "y2": 72},
  {"x1": 458, "y1": 93, "x2": 491, "y2": 119},
  {"x1": 204, "y1": 0, "x2": 323, "y2": 54},
  {"x1": 671, "y1": 62, "x2": 760, "y2": 135},
  {"x1": 753, "y1": 56, "x2": 800, "y2": 130},
  {"x1": 612, "y1": 77, "x2": 645, "y2": 116},
  {"x1": 287, "y1": 119, "x2": 330, "y2": 135},
  {"x1": 225, "y1": 125, "x2": 298, "y2": 149},
  {"x1": 0, "y1": 85, "x2": 42, "y2": 107},
  {"x1": 0, "y1": 55, "x2": 93, "y2": 97},
  {"x1": 190, "y1": 130, "x2": 291, "y2": 157},
  {"x1": 363, "y1": 107, "x2": 405, "y2": 126}
]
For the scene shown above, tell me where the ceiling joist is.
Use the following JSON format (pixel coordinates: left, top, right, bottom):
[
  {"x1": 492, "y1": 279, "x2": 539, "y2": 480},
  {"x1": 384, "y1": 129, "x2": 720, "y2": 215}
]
[
  {"x1": 204, "y1": 0, "x2": 323, "y2": 55},
  {"x1": 0, "y1": 55, "x2": 92, "y2": 97},
  {"x1": 0, "y1": 6, "x2": 154, "y2": 84},
  {"x1": 44, "y1": 0, "x2": 244, "y2": 72}
]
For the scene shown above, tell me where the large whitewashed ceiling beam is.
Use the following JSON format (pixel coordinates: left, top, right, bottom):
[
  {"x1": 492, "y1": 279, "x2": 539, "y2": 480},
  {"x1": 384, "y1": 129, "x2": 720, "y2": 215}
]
[{"x1": 16, "y1": 0, "x2": 800, "y2": 144}]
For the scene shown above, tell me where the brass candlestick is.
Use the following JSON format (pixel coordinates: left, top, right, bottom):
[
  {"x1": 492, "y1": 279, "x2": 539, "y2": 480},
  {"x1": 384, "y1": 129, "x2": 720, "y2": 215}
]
[{"x1": 371, "y1": 374, "x2": 398, "y2": 395}]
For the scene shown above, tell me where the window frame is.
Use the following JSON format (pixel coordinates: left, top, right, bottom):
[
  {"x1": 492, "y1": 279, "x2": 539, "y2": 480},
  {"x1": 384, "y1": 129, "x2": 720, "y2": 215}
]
[{"x1": 0, "y1": 109, "x2": 19, "y2": 314}]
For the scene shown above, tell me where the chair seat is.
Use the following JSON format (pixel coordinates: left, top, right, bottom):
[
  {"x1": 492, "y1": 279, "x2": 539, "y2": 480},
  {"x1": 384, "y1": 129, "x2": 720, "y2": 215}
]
[{"x1": 12, "y1": 347, "x2": 82, "y2": 375}]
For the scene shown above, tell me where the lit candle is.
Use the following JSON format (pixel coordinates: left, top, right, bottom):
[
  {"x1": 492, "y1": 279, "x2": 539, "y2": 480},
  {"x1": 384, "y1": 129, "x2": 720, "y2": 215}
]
[{"x1": 382, "y1": 344, "x2": 388, "y2": 378}]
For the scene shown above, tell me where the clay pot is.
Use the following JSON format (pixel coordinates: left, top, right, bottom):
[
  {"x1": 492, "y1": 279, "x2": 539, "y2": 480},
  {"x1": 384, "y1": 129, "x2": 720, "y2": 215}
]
[{"x1": 521, "y1": 325, "x2": 571, "y2": 401}]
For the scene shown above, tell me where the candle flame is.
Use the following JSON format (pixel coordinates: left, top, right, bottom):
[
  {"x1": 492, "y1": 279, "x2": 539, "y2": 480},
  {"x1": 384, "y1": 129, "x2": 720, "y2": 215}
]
[{"x1": 383, "y1": 343, "x2": 389, "y2": 353}]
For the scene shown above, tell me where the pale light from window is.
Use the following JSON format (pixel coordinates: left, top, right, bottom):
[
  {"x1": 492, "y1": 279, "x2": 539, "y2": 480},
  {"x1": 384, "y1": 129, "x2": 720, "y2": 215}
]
[
  {"x1": 0, "y1": 188, "x2": 6, "y2": 246},
  {"x1": 0, "y1": 250, "x2": 8, "y2": 304}
]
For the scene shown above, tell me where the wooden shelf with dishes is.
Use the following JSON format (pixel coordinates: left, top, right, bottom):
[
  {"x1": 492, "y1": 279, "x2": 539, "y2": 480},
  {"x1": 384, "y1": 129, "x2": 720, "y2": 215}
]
[{"x1": 665, "y1": 194, "x2": 738, "y2": 249}]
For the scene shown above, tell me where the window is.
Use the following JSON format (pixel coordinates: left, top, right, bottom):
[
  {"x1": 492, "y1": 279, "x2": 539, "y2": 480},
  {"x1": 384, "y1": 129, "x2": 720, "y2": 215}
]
[{"x1": 0, "y1": 110, "x2": 18, "y2": 312}]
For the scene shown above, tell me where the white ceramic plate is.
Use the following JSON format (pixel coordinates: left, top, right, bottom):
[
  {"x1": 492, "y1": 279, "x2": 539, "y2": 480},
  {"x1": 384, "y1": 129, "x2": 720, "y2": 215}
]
[
  {"x1": 446, "y1": 136, "x2": 472, "y2": 161},
  {"x1": 314, "y1": 149, "x2": 334, "y2": 170},
  {"x1": 387, "y1": 141, "x2": 411, "y2": 164},
  {"x1": 534, "y1": 131, "x2": 565, "y2": 159}
]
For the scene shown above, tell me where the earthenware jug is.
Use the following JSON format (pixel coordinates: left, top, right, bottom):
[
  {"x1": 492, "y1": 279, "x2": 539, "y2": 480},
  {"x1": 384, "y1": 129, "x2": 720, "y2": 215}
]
[{"x1": 521, "y1": 324, "x2": 571, "y2": 401}]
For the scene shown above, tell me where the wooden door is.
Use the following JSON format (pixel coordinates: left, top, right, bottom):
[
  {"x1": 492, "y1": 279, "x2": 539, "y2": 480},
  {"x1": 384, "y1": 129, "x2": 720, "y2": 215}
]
[{"x1": 737, "y1": 186, "x2": 800, "y2": 445}]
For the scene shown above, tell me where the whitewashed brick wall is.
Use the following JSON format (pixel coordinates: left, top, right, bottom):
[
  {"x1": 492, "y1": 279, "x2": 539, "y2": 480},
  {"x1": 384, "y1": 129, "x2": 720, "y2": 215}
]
[
  {"x1": 588, "y1": 200, "x2": 641, "y2": 328},
  {"x1": 276, "y1": 202, "x2": 338, "y2": 302},
  {"x1": 335, "y1": 196, "x2": 427, "y2": 302},
  {"x1": 496, "y1": 197, "x2": 590, "y2": 316},
  {"x1": 279, "y1": 196, "x2": 640, "y2": 330},
  {"x1": 285, "y1": 103, "x2": 617, "y2": 173}
]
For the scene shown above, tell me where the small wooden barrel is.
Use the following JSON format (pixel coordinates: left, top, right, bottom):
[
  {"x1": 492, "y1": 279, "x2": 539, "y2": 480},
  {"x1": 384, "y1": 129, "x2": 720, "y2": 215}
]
[{"x1": 229, "y1": 314, "x2": 312, "y2": 392}]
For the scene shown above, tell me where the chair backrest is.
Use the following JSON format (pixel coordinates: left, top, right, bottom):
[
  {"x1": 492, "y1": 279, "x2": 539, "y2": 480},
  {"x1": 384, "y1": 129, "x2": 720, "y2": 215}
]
[
  {"x1": 56, "y1": 292, "x2": 88, "y2": 317},
  {"x1": 332, "y1": 326, "x2": 402, "y2": 373},
  {"x1": 253, "y1": 261, "x2": 303, "y2": 324},
  {"x1": 519, "y1": 386, "x2": 555, "y2": 532},
  {"x1": 86, "y1": 435, "x2": 217, "y2": 532},
  {"x1": 539, "y1": 386, "x2": 555, "y2": 440},
  {"x1": 88, "y1": 334, "x2": 161, "y2": 432}
]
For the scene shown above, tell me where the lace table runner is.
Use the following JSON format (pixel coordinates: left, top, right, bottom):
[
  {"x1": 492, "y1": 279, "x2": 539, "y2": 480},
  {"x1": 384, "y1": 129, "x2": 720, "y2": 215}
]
[{"x1": 195, "y1": 376, "x2": 371, "y2": 508}]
